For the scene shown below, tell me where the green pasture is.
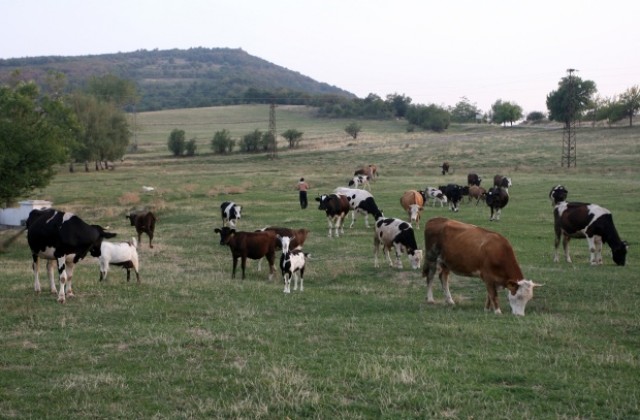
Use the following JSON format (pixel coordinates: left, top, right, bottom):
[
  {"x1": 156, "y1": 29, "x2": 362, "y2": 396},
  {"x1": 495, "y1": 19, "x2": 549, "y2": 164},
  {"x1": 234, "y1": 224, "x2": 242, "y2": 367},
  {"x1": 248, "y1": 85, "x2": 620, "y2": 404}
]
[{"x1": 1, "y1": 105, "x2": 639, "y2": 418}]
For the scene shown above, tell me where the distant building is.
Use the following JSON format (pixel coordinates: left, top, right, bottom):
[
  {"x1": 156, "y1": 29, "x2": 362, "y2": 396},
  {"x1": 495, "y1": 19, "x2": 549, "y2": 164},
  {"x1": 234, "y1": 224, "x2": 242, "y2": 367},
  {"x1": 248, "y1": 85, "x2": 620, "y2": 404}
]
[{"x1": 0, "y1": 200, "x2": 52, "y2": 226}]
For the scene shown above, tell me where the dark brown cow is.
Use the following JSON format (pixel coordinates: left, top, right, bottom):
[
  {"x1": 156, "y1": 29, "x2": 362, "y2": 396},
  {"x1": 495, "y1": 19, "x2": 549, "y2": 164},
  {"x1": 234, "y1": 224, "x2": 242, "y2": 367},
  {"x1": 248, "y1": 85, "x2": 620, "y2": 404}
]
[
  {"x1": 422, "y1": 217, "x2": 541, "y2": 315},
  {"x1": 214, "y1": 227, "x2": 277, "y2": 280},
  {"x1": 316, "y1": 193, "x2": 350, "y2": 237},
  {"x1": 126, "y1": 211, "x2": 157, "y2": 248},
  {"x1": 467, "y1": 185, "x2": 487, "y2": 205},
  {"x1": 467, "y1": 173, "x2": 482, "y2": 186},
  {"x1": 486, "y1": 186, "x2": 509, "y2": 221},
  {"x1": 441, "y1": 162, "x2": 450, "y2": 175},
  {"x1": 258, "y1": 226, "x2": 310, "y2": 250}
]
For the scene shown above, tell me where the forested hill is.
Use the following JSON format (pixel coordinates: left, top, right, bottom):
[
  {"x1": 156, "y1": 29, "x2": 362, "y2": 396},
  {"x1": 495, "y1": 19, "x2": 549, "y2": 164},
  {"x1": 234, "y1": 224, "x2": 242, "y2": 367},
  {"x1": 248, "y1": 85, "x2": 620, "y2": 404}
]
[{"x1": 0, "y1": 47, "x2": 355, "y2": 111}]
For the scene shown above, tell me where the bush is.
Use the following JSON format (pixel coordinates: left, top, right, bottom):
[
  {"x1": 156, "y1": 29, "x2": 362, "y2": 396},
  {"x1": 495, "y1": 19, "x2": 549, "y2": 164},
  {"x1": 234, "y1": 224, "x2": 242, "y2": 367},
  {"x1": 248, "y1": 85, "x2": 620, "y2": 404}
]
[
  {"x1": 168, "y1": 128, "x2": 186, "y2": 156},
  {"x1": 185, "y1": 138, "x2": 197, "y2": 156},
  {"x1": 239, "y1": 129, "x2": 261, "y2": 152},
  {"x1": 211, "y1": 129, "x2": 234, "y2": 154},
  {"x1": 526, "y1": 111, "x2": 546, "y2": 122}
]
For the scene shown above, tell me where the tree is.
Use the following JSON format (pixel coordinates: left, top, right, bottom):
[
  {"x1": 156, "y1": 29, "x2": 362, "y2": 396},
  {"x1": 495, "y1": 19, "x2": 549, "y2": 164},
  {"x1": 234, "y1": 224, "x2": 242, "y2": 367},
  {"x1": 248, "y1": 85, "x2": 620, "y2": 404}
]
[
  {"x1": 406, "y1": 104, "x2": 450, "y2": 132},
  {"x1": 240, "y1": 129, "x2": 261, "y2": 152},
  {"x1": 546, "y1": 75, "x2": 597, "y2": 127},
  {"x1": 168, "y1": 128, "x2": 186, "y2": 156},
  {"x1": 450, "y1": 97, "x2": 480, "y2": 123},
  {"x1": 185, "y1": 138, "x2": 197, "y2": 156},
  {"x1": 85, "y1": 74, "x2": 140, "y2": 110},
  {"x1": 281, "y1": 129, "x2": 303, "y2": 148},
  {"x1": 0, "y1": 82, "x2": 78, "y2": 206},
  {"x1": 491, "y1": 100, "x2": 523, "y2": 126},
  {"x1": 385, "y1": 93, "x2": 412, "y2": 118},
  {"x1": 70, "y1": 93, "x2": 130, "y2": 168},
  {"x1": 526, "y1": 111, "x2": 546, "y2": 123},
  {"x1": 619, "y1": 85, "x2": 640, "y2": 127},
  {"x1": 345, "y1": 122, "x2": 362, "y2": 140},
  {"x1": 211, "y1": 129, "x2": 234, "y2": 154}
]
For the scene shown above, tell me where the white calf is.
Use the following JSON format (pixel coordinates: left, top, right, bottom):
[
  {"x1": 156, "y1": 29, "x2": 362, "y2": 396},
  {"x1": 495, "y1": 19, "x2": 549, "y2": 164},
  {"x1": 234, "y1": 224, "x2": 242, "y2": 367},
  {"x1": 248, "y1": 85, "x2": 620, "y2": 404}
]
[
  {"x1": 278, "y1": 235, "x2": 309, "y2": 293},
  {"x1": 99, "y1": 238, "x2": 140, "y2": 282},
  {"x1": 426, "y1": 187, "x2": 448, "y2": 207}
]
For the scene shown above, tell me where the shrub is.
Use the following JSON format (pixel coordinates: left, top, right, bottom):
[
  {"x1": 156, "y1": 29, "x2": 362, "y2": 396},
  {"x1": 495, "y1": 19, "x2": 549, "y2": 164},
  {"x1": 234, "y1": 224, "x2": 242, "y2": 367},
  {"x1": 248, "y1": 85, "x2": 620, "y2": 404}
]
[
  {"x1": 168, "y1": 128, "x2": 186, "y2": 156},
  {"x1": 211, "y1": 129, "x2": 234, "y2": 154},
  {"x1": 185, "y1": 138, "x2": 197, "y2": 156}
]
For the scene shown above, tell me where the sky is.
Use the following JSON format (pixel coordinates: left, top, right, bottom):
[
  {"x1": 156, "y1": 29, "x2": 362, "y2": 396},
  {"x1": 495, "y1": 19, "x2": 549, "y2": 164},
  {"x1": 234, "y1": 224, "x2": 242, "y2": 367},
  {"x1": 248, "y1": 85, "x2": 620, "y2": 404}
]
[{"x1": 2, "y1": 0, "x2": 639, "y2": 114}]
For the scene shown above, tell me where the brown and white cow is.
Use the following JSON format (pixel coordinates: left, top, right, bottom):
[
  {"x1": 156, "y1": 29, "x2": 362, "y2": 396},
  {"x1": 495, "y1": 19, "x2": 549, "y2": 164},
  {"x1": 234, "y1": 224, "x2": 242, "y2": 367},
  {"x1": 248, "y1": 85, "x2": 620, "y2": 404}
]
[
  {"x1": 553, "y1": 201, "x2": 627, "y2": 266},
  {"x1": 316, "y1": 194, "x2": 350, "y2": 237},
  {"x1": 422, "y1": 217, "x2": 541, "y2": 315},
  {"x1": 214, "y1": 227, "x2": 277, "y2": 280},
  {"x1": 354, "y1": 164, "x2": 378, "y2": 180},
  {"x1": 400, "y1": 190, "x2": 425, "y2": 228}
]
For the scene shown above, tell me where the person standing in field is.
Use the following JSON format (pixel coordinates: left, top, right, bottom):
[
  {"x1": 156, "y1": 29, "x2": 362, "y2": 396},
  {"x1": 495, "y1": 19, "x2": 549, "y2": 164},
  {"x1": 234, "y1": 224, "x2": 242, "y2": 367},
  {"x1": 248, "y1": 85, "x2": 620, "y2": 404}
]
[{"x1": 296, "y1": 178, "x2": 310, "y2": 209}]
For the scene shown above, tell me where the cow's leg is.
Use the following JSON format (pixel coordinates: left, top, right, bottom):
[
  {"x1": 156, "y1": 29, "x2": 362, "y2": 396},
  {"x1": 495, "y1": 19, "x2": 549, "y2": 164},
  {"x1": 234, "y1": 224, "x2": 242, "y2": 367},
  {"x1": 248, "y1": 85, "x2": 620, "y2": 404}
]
[
  {"x1": 594, "y1": 236, "x2": 603, "y2": 265},
  {"x1": 298, "y1": 267, "x2": 305, "y2": 292},
  {"x1": 231, "y1": 256, "x2": 238, "y2": 279},
  {"x1": 283, "y1": 273, "x2": 291, "y2": 293},
  {"x1": 32, "y1": 256, "x2": 42, "y2": 293},
  {"x1": 586, "y1": 236, "x2": 599, "y2": 265},
  {"x1": 349, "y1": 212, "x2": 356, "y2": 229},
  {"x1": 373, "y1": 237, "x2": 381, "y2": 268},
  {"x1": 562, "y1": 235, "x2": 572, "y2": 263},
  {"x1": 424, "y1": 261, "x2": 438, "y2": 303},
  {"x1": 439, "y1": 268, "x2": 455, "y2": 305},
  {"x1": 326, "y1": 217, "x2": 333, "y2": 238},
  {"x1": 126, "y1": 268, "x2": 131, "y2": 282},
  {"x1": 147, "y1": 231, "x2": 154, "y2": 249},
  {"x1": 364, "y1": 214, "x2": 370, "y2": 228},
  {"x1": 393, "y1": 243, "x2": 403, "y2": 268},
  {"x1": 267, "y1": 253, "x2": 275, "y2": 282},
  {"x1": 553, "y1": 229, "x2": 562, "y2": 262},
  {"x1": 484, "y1": 282, "x2": 501, "y2": 314},
  {"x1": 55, "y1": 255, "x2": 69, "y2": 304},
  {"x1": 240, "y1": 256, "x2": 248, "y2": 280}
]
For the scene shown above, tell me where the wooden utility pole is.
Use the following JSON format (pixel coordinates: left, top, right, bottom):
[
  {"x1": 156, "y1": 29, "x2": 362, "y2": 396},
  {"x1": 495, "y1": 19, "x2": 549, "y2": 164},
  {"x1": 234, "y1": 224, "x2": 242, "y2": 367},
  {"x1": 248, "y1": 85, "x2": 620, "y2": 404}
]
[{"x1": 561, "y1": 68, "x2": 577, "y2": 167}]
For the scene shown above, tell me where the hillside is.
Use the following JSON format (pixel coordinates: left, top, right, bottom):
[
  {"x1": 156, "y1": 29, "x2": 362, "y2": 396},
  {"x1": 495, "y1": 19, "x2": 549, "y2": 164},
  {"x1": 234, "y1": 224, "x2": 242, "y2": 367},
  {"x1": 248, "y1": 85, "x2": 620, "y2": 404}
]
[{"x1": 0, "y1": 47, "x2": 355, "y2": 111}]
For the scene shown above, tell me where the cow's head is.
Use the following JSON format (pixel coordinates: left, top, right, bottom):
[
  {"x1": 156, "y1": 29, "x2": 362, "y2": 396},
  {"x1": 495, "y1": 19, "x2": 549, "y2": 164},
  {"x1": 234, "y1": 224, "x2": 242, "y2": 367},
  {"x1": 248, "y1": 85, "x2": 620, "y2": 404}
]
[
  {"x1": 549, "y1": 185, "x2": 568, "y2": 207},
  {"x1": 408, "y1": 249, "x2": 423, "y2": 270},
  {"x1": 214, "y1": 227, "x2": 235, "y2": 245},
  {"x1": 89, "y1": 225, "x2": 117, "y2": 257},
  {"x1": 507, "y1": 280, "x2": 542, "y2": 316},
  {"x1": 315, "y1": 194, "x2": 329, "y2": 210},
  {"x1": 613, "y1": 242, "x2": 628, "y2": 266}
]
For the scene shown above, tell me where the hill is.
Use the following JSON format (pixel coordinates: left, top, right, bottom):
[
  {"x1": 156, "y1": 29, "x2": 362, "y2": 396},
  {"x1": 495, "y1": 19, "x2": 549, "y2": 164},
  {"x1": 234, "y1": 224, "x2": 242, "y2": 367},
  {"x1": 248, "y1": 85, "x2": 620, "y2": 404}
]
[{"x1": 0, "y1": 47, "x2": 355, "y2": 111}]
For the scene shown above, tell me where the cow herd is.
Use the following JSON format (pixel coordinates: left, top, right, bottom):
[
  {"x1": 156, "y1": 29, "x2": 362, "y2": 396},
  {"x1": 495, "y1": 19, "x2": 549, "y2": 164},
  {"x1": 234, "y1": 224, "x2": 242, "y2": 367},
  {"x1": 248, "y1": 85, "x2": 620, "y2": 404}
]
[{"x1": 15, "y1": 164, "x2": 628, "y2": 315}]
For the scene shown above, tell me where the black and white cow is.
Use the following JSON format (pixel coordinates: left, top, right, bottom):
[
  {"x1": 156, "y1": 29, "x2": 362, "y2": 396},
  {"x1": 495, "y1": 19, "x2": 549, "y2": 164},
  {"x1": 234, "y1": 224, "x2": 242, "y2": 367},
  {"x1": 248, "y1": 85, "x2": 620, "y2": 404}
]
[
  {"x1": 374, "y1": 217, "x2": 422, "y2": 269},
  {"x1": 26, "y1": 208, "x2": 116, "y2": 303},
  {"x1": 486, "y1": 186, "x2": 509, "y2": 221},
  {"x1": 549, "y1": 184, "x2": 568, "y2": 207},
  {"x1": 220, "y1": 201, "x2": 242, "y2": 228},
  {"x1": 334, "y1": 187, "x2": 384, "y2": 228},
  {"x1": 426, "y1": 187, "x2": 448, "y2": 207},
  {"x1": 316, "y1": 194, "x2": 350, "y2": 237},
  {"x1": 348, "y1": 174, "x2": 371, "y2": 191},
  {"x1": 439, "y1": 184, "x2": 465, "y2": 212},
  {"x1": 553, "y1": 201, "x2": 627, "y2": 266},
  {"x1": 278, "y1": 235, "x2": 309, "y2": 293}
]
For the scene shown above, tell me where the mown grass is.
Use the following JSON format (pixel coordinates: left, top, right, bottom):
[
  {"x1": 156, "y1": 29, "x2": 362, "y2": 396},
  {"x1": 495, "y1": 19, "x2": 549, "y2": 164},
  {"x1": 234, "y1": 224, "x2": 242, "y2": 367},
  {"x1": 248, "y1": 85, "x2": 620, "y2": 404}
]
[{"x1": 1, "y1": 105, "x2": 639, "y2": 418}]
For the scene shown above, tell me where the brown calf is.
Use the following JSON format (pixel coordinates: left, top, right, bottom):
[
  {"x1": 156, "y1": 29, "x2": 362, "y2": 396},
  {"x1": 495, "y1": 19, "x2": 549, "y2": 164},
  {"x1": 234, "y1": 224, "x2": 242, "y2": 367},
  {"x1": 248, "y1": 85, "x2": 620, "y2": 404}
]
[
  {"x1": 126, "y1": 211, "x2": 156, "y2": 248},
  {"x1": 215, "y1": 227, "x2": 276, "y2": 280}
]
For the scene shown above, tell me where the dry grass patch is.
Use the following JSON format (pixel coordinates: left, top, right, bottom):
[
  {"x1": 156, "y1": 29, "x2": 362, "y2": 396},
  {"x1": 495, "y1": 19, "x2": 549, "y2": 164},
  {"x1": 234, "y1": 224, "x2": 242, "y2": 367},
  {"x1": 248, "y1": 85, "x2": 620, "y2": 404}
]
[{"x1": 118, "y1": 192, "x2": 141, "y2": 206}]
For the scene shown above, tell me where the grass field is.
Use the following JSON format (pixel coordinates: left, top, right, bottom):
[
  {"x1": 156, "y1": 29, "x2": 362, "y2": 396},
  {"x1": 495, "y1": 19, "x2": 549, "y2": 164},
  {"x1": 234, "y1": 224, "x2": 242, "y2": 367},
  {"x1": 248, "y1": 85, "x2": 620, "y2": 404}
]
[{"x1": 1, "y1": 105, "x2": 639, "y2": 418}]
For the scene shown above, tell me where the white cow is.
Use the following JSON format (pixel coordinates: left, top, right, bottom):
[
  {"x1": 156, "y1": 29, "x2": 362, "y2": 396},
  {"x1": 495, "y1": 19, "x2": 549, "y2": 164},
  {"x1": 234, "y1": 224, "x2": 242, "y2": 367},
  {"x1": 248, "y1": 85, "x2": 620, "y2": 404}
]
[
  {"x1": 333, "y1": 187, "x2": 383, "y2": 228},
  {"x1": 99, "y1": 238, "x2": 140, "y2": 282},
  {"x1": 426, "y1": 187, "x2": 448, "y2": 207}
]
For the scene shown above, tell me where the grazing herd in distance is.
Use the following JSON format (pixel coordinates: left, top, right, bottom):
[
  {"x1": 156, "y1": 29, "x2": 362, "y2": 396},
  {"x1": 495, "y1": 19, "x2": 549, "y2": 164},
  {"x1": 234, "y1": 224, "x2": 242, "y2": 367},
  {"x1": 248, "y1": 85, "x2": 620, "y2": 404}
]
[{"x1": 10, "y1": 162, "x2": 628, "y2": 316}]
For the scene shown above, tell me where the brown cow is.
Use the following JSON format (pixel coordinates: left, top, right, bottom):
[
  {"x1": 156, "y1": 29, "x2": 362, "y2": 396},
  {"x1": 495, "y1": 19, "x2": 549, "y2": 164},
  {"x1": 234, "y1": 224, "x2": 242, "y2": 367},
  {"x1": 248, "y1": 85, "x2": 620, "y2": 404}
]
[
  {"x1": 126, "y1": 211, "x2": 157, "y2": 248},
  {"x1": 467, "y1": 185, "x2": 487, "y2": 205},
  {"x1": 258, "y1": 226, "x2": 310, "y2": 250},
  {"x1": 422, "y1": 217, "x2": 541, "y2": 315},
  {"x1": 214, "y1": 227, "x2": 277, "y2": 280},
  {"x1": 354, "y1": 164, "x2": 378, "y2": 180},
  {"x1": 399, "y1": 190, "x2": 425, "y2": 228}
]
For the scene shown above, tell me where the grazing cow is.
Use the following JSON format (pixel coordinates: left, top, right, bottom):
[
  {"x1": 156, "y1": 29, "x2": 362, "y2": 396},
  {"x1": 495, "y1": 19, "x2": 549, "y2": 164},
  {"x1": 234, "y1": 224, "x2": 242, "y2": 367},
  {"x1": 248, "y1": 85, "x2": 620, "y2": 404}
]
[
  {"x1": 214, "y1": 227, "x2": 277, "y2": 280},
  {"x1": 422, "y1": 217, "x2": 542, "y2": 315},
  {"x1": 426, "y1": 187, "x2": 448, "y2": 207},
  {"x1": 220, "y1": 201, "x2": 242, "y2": 228},
  {"x1": 440, "y1": 162, "x2": 450, "y2": 175},
  {"x1": 126, "y1": 211, "x2": 156, "y2": 248},
  {"x1": 549, "y1": 184, "x2": 568, "y2": 207},
  {"x1": 354, "y1": 164, "x2": 378, "y2": 180},
  {"x1": 468, "y1": 185, "x2": 487, "y2": 205},
  {"x1": 278, "y1": 235, "x2": 309, "y2": 293},
  {"x1": 493, "y1": 175, "x2": 512, "y2": 191},
  {"x1": 334, "y1": 187, "x2": 384, "y2": 228},
  {"x1": 348, "y1": 174, "x2": 371, "y2": 191},
  {"x1": 374, "y1": 217, "x2": 422, "y2": 269},
  {"x1": 399, "y1": 190, "x2": 425, "y2": 228},
  {"x1": 439, "y1": 184, "x2": 465, "y2": 212},
  {"x1": 316, "y1": 194, "x2": 350, "y2": 237},
  {"x1": 486, "y1": 186, "x2": 509, "y2": 221},
  {"x1": 258, "y1": 226, "x2": 310, "y2": 250},
  {"x1": 467, "y1": 173, "x2": 482, "y2": 186},
  {"x1": 26, "y1": 208, "x2": 116, "y2": 303},
  {"x1": 99, "y1": 238, "x2": 140, "y2": 282},
  {"x1": 553, "y1": 202, "x2": 627, "y2": 266}
]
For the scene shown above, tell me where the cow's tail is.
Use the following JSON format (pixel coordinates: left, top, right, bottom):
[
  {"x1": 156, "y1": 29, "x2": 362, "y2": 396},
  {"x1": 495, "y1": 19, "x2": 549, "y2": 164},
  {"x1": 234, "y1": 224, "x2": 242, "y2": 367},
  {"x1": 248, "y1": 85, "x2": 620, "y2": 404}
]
[{"x1": 0, "y1": 226, "x2": 27, "y2": 253}]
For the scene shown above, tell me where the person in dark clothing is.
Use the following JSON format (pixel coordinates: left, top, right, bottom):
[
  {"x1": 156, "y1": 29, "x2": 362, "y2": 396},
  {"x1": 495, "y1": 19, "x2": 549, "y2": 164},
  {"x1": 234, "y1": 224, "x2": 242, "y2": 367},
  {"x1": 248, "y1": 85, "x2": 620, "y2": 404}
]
[{"x1": 296, "y1": 178, "x2": 310, "y2": 209}]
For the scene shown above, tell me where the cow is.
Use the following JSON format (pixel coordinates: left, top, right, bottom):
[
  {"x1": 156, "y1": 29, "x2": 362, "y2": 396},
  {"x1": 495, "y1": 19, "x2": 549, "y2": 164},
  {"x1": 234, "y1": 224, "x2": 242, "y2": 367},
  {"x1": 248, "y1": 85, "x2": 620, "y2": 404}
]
[
  {"x1": 422, "y1": 217, "x2": 542, "y2": 315},
  {"x1": 425, "y1": 187, "x2": 448, "y2": 207},
  {"x1": 553, "y1": 202, "x2": 627, "y2": 266},
  {"x1": 354, "y1": 164, "x2": 378, "y2": 180},
  {"x1": 278, "y1": 235, "x2": 309, "y2": 293},
  {"x1": 316, "y1": 194, "x2": 350, "y2": 237},
  {"x1": 468, "y1": 185, "x2": 487, "y2": 205},
  {"x1": 126, "y1": 211, "x2": 156, "y2": 248},
  {"x1": 258, "y1": 226, "x2": 310, "y2": 250},
  {"x1": 493, "y1": 175, "x2": 512, "y2": 191},
  {"x1": 348, "y1": 174, "x2": 371, "y2": 191},
  {"x1": 214, "y1": 227, "x2": 277, "y2": 280},
  {"x1": 467, "y1": 173, "x2": 482, "y2": 186},
  {"x1": 26, "y1": 208, "x2": 116, "y2": 303},
  {"x1": 440, "y1": 162, "x2": 450, "y2": 175},
  {"x1": 549, "y1": 184, "x2": 568, "y2": 207},
  {"x1": 399, "y1": 190, "x2": 425, "y2": 228},
  {"x1": 220, "y1": 201, "x2": 242, "y2": 228},
  {"x1": 486, "y1": 186, "x2": 509, "y2": 221},
  {"x1": 439, "y1": 184, "x2": 465, "y2": 212},
  {"x1": 374, "y1": 217, "x2": 422, "y2": 269},
  {"x1": 334, "y1": 187, "x2": 384, "y2": 228}
]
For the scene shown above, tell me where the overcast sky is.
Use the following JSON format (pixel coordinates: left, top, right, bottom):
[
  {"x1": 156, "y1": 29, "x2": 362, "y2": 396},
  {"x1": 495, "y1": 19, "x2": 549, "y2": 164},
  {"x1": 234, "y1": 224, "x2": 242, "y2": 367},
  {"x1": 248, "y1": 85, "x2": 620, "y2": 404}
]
[{"x1": 2, "y1": 0, "x2": 639, "y2": 113}]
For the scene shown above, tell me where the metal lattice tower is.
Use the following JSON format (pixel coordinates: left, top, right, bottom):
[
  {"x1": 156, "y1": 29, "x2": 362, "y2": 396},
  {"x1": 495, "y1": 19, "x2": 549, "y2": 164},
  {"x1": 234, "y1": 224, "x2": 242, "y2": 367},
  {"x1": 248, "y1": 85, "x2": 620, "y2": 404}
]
[
  {"x1": 561, "y1": 68, "x2": 577, "y2": 167},
  {"x1": 269, "y1": 103, "x2": 277, "y2": 158}
]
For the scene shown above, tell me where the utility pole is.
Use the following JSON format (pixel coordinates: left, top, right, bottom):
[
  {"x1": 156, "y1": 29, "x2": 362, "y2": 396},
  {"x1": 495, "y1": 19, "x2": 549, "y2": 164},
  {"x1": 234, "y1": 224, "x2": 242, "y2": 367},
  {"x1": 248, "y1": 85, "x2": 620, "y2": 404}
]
[
  {"x1": 561, "y1": 68, "x2": 577, "y2": 167},
  {"x1": 269, "y1": 102, "x2": 277, "y2": 158}
]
